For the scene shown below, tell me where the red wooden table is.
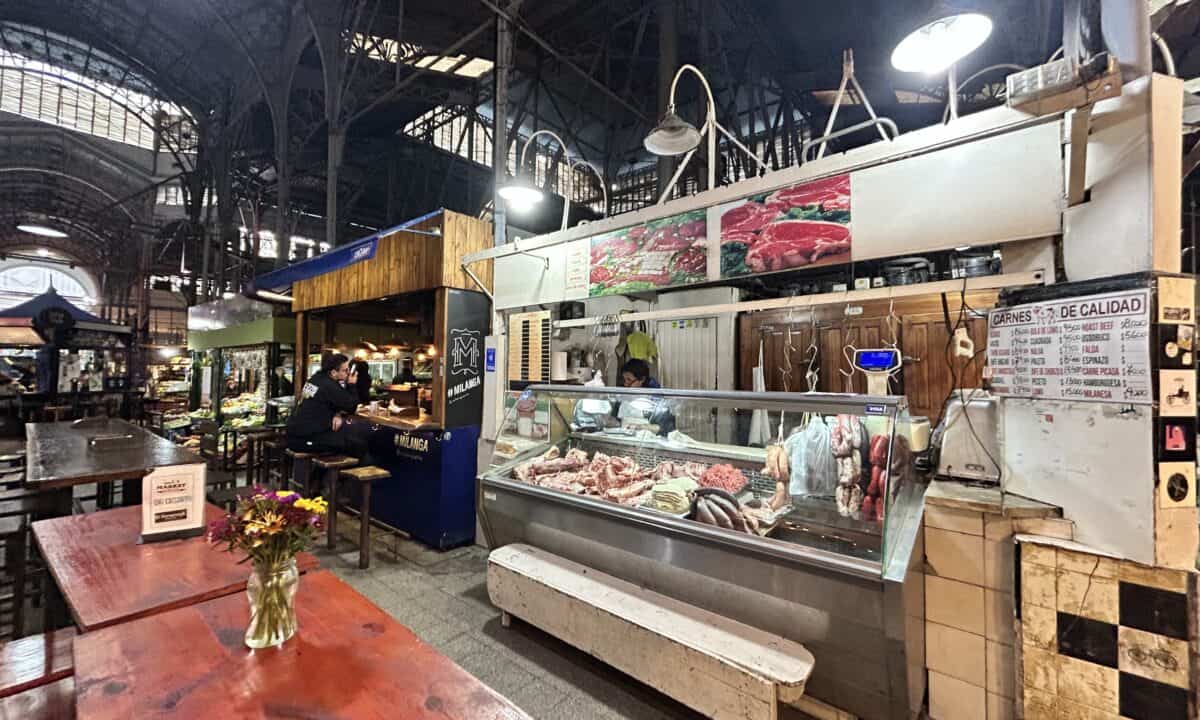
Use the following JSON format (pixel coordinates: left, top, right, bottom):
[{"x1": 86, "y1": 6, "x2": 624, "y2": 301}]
[
  {"x1": 32, "y1": 503, "x2": 319, "y2": 632},
  {"x1": 0, "y1": 677, "x2": 73, "y2": 720},
  {"x1": 0, "y1": 628, "x2": 73, "y2": 699},
  {"x1": 73, "y1": 570, "x2": 533, "y2": 720}
]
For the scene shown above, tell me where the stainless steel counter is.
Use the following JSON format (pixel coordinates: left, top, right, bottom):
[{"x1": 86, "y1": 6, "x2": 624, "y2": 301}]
[{"x1": 479, "y1": 475, "x2": 926, "y2": 719}]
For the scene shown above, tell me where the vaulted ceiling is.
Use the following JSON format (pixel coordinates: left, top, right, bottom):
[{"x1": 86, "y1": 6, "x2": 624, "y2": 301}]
[{"x1": 0, "y1": 0, "x2": 1193, "y2": 289}]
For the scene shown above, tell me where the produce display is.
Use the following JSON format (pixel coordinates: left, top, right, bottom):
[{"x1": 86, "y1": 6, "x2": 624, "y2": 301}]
[
  {"x1": 229, "y1": 415, "x2": 266, "y2": 430},
  {"x1": 719, "y1": 174, "x2": 851, "y2": 278},
  {"x1": 589, "y1": 209, "x2": 707, "y2": 297},
  {"x1": 221, "y1": 393, "x2": 264, "y2": 417}
]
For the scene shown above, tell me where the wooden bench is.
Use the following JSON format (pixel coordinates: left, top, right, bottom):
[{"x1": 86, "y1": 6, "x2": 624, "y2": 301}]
[
  {"x1": 488, "y1": 544, "x2": 814, "y2": 720},
  {"x1": 0, "y1": 677, "x2": 73, "y2": 719},
  {"x1": 0, "y1": 628, "x2": 75, "y2": 699}
]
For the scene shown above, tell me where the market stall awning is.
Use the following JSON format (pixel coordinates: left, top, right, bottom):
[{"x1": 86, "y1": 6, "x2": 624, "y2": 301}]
[
  {"x1": 0, "y1": 287, "x2": 131, "y2": 334},
  {"x1": 249, "y1": 210, "x2": 444, "y2": 293}
]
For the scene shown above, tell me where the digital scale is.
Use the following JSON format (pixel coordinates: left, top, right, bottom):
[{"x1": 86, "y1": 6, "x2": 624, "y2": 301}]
[{"x1": 852, "y1": 348, "x2": 902, "y2": 395}]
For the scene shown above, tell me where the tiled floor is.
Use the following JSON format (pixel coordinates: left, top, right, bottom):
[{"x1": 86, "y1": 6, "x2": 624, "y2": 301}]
[{"x1": 313, "y1": 533, "x2": 710, "y2": 720}]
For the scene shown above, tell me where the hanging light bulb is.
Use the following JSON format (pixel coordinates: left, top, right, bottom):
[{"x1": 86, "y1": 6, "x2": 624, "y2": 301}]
[
  {"x1": 643, "y1": 109, "x2": 702, "y2": 156},
  {"x1": 497, "y1": 176, "x2": 545, "y2": 211},
  {"x1": 891, "y1": 11, "x2": 993, "y2": 74}
]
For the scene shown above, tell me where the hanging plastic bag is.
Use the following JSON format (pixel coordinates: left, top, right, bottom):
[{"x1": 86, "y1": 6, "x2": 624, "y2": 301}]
[{"x1": 783, "y1": 416, "x2": 838, "y2": 496}]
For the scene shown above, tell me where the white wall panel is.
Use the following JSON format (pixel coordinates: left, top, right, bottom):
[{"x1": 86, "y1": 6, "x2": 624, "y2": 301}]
[
  {"x1": 1001, "y1": 398, "x2": 1154, "y2": 563},
  {"x1": 493, "y1": 245, "x2": 567, "y2": 309},
  {"x1": 851, "y1": 121, "x2": 1064, "y2": 261}
]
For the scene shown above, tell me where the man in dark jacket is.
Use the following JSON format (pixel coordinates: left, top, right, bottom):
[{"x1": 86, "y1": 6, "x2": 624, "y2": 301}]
[{"x1": 286, "y1": 353, "x2": 367, "y2": 457}]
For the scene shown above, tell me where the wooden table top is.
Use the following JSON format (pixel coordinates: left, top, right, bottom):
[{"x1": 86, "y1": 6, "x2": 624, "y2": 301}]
[
  {"x1": 0, "y1": 627, "x2": 74, "y2": 699},
  {"x1": 25, "y1": 419, "x2": 202, "y2": 488},
  {"x1": 33, "y1": 504, "x2": 319, "y2": 633},
  {"x1": 0, "y1": 677, "x2": 73, "y2": 720},
  {"x1": 74, "y1": 570, "x2": 533, "y2": 720}
]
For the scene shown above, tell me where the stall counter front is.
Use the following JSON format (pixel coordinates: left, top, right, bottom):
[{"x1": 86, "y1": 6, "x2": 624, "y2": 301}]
[
  {"x1": 478, "y1": 386, "x2": 927, "y2": 720},
  {"x1": 349, "y1": 420, "x2": 481, "y2": 550}
]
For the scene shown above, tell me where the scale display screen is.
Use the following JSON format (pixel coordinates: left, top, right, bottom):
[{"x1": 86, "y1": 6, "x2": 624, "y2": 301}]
[{"x1": 854, "y1": 349, "x2": 901, "y2": 373}]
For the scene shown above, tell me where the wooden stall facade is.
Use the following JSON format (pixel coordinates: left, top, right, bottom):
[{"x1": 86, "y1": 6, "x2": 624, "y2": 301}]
[
  {"x1": 292, "y1": 210, "x2": 493, "y2": 313},
  {"x1": 738, "y1": 291, "x2": 996, "y2": 421}
]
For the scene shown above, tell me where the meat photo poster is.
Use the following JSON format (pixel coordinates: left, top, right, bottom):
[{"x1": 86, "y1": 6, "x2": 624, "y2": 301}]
[
  {"x1": 588, "y1": 208, "x2": 708, "y2": 297},
  {"x1": 716, "y1": 173, "x2": 852, "y2": 278}
]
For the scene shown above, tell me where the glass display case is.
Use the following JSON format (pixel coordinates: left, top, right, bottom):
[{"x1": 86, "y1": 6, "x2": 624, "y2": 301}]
[{"x1": 482, "y1": 385, "x2": 926, "y2": 576}]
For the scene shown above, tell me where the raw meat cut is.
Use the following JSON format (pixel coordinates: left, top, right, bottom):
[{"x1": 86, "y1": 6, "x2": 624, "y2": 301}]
[
  {"x1": 669, "y1": 246, "x2": 706, "y2": 275},
  {"x1": 765, "y1": 175, "x2": 850, "y2": 212},
  {"x1": 721, "y1": 202, "x2": 779, "y2": 235},
  {"x1": 678, "y1": 219, "x2": 707, "y2": 238},
  {"x1": 746, "y1": 221, "x2": 851, "y2": 273},
  {"x1": 647, "y1": 226, "x2": 692, "y2": 251},
  {"x1": 698, "y1": 464, "x2": 747, "y2": 493}
]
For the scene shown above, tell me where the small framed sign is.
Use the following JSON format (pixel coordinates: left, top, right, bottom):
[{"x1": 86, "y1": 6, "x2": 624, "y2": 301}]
[{"x1": 140, "y1": 463, "x2": 207, "y2": 543}]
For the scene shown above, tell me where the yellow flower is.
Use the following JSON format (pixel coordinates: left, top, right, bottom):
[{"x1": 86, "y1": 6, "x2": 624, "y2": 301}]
[
  {"x1": 295, "y1": 497, "x2": 328, "y2": 515},
  {"x1": 245, "y1": 511, "x2": 286, "y2": 536}
]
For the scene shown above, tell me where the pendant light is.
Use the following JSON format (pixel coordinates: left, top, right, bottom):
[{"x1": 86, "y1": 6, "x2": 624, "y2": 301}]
[
  {"x1": 891, "y1": 6, "x2": 993, "y2": 74},
  {"x1": 643, "y1": 110, "x2": 703, "y2": 156}
]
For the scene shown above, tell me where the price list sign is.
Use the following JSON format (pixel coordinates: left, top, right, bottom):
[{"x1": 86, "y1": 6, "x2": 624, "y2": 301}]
[{"x1": 987, "y1": 289, "x2": 1151, "y2": 403}]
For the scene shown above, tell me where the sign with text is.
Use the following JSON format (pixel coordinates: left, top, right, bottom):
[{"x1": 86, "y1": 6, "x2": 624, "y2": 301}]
[
  {"x1": 443, "y1": 289, "x2": 491, "y2": 429},
  {"x1": 140, "y1": 463, "x2": 207, "y2": 543},
  {"x1": 987, "y1": 289, "x2": 1151, "y2": 403}
]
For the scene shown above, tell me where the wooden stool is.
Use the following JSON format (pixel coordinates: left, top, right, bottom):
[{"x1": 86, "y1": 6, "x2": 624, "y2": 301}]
[
  {"x1": 309, "y1": 458, "x2": 355, "y2": 549},
  {"x1": 242, "y1": 431, "x2": 275, "y2": 487},
  {"x1": 42, "y1": 406, "x2": 70, "y2": 424},
  {"x1": 333, "y1": 466, "x2": 389, "y2": 569},
  {"x1": 283, "y1": 449, "x2": 317, "y2": 495},
  {"x1": 262, "y1": 436, "x2": 287, "y2": 490}
]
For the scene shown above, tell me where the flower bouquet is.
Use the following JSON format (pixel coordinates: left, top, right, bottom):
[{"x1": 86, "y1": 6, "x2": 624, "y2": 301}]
[{"x1": 208, "y1": 488, "x2": 327, "y2": 649}]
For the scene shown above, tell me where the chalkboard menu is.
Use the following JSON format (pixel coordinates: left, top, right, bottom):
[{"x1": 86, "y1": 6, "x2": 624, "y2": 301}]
[{"x1": 987, "y1": 289, "x2": 1151, "y2": 404}]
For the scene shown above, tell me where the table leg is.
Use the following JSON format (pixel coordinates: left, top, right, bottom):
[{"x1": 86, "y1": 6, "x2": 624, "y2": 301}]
[
  {"x1": 42, "y1": 571, "x2": 69, "y2": 631},
  {"x1": 358, "y1": 482, "x2": 371, "y2": 570},
  {"x1": 326, "y1": 471, "x2": 337, "y2": 551},
  {"x1": 121, "y1": 477, "x2": 143, "y2": 506},
  {"x1": 244, "y1": 441, "x2": 255, "y2": 488},
  {"x1": 33, "y1": 488, "x2": 73, "y2": 522}
]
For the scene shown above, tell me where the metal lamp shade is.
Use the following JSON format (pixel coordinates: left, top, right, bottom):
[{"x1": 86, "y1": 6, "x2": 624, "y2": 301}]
[
  {"x1": 643, "y1": 111, "x2": 702, "y2": 156},
  {"x1": 497, "y1": 178, "x2": 545, "y2": 209},
  {"x1": 891, "y1": 10, "x2": 992, "y2": 74}
]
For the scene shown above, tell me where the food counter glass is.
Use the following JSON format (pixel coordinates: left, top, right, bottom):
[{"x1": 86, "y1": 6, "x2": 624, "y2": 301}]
[{"x1": 479, "y1": 386, "x2": 927, "y2": 720}]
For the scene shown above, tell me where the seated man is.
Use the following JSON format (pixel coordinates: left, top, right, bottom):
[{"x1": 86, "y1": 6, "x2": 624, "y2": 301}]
[{"x1": 286, "y1": 353, "x2": 368, "y2": 458}]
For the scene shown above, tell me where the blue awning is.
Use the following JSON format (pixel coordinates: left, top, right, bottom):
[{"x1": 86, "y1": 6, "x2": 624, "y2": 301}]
[
  {"x1": 249, "y1": 209, "x2": 444, "y2": 292},
  {"x1": 0, "y1": 287, "x2": 107, "y2": 323}
]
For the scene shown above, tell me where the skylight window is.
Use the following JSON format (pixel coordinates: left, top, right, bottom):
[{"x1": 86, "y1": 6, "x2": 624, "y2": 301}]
[{"x1": 350, "y1": 33, "x2": 493, "y2": 78}]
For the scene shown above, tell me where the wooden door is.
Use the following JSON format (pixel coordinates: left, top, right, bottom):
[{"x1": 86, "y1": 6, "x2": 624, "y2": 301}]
[{"x1": 900, "y1": 312, "x2": 989, "y2": 421}]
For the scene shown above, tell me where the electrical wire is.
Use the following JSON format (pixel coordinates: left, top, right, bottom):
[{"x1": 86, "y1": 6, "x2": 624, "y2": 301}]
[{"x1": 934, "y1": 278, "x2": 1002, "y2": 483}]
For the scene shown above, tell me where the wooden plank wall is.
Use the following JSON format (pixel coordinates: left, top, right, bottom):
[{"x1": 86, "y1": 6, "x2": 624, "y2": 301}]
[
  {"x1": 292, "y1": 210, "x2": 493, "y2": 312},
  {"x1": 738, "y1": 291, "x2": 997, "y2": 421},
  {"x1": 441, "y1": 211, "x2": 494, "y2": 291}
]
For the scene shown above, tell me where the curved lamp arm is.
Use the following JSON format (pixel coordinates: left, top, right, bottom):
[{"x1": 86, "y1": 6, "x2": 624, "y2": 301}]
[
  {"x1": 667, "y1": 63, "x2": 717, "y2": 127},
  {"x1": 517, "y1": 129, "x2": 570, "y2": 175},
  {"x1": 514, "y1": 129, "x2": 572, "y2": 230},
  {"x1": 569, "y1": 159, "x2": 608, "y2": 217}
]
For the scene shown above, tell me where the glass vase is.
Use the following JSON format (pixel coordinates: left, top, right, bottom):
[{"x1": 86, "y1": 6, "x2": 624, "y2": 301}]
[{"x1": 244, "y1": 557, "x2": 299, "y2": 649}]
